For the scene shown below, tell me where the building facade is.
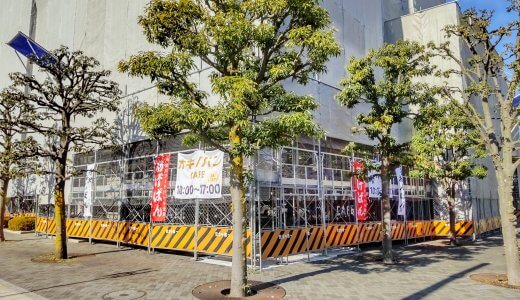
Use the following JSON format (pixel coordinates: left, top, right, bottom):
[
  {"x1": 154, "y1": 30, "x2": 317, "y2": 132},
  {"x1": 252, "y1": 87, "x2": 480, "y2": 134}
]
[{"x1": 0, "y1": 1, "x2": 504, "y2": 239}]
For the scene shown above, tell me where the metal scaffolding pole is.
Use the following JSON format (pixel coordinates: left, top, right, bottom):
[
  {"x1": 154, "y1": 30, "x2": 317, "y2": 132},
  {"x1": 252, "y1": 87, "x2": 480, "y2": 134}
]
[
  {"x1": 89, "y1": 150, "x2": 97, "y2": 244},
  {"x1": 317, "y1": 140, "x2": 328, "y2": 256}
]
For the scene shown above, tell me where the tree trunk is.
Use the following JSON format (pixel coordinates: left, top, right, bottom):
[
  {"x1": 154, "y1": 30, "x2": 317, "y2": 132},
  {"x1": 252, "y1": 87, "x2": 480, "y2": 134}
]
[
  {"x1": 446, "y1": 183, "x2": 458, "y2": 246},
  {"x1": 496, "y1": 170, "x2": 520, "y2": 286},
  {"x1": 0, "y1": 178, "x2": 10, "y2": 242},
  {"x1": 229, "y1": 127, "x2": 248, "y2": 297},
  {"x1": 54, "y1": 158, "x2": 68, "y2": 259},
  {"x1": 381, "y1": 157, "x2": 393, "y2": 263}
]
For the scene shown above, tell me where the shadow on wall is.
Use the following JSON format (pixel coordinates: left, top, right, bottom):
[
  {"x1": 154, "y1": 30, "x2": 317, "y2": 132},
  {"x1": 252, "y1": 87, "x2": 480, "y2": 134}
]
[{"x1": 113, "y1": 95, "x2": 150, "y2": 158}]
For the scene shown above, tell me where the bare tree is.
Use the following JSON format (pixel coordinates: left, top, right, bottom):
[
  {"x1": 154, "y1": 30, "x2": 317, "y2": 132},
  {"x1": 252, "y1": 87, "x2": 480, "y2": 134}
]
[
  {"x1": 5, "y1": 46, "x2": 121, "y2": 259},
  {"x1": 0, "y1": 91, "x2": 38, "y2": 241}
]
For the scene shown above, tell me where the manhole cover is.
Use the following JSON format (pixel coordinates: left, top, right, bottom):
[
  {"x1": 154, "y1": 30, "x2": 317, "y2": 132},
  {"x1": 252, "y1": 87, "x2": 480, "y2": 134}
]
[{"x1": 102, "y1": 290, "x2": 146, "y2": 300}]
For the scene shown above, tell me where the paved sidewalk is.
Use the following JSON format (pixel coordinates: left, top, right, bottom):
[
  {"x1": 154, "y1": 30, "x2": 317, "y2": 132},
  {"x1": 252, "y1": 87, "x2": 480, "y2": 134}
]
[
  {"x1": 0, "y1": 232, "x2": 518, "y2": 299},
  {"x1": 0, "y1": 278, "x2": 47, "y2": 300}
]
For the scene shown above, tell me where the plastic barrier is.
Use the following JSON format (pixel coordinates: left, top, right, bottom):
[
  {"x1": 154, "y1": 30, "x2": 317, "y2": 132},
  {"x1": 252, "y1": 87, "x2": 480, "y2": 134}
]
[
  {"x1": 261, "y1": 227, "x2": 325, "y2": 258},
  {"x1": 326, "y1": 224, "x2": 357, "y2": 247},
  {"x1": 36, "y1": 217, "x2": 56, "y2": 234},
  {"x1": 66, "y1": 219, "x2": 90, "y2": 238},
  {"x1": 33, "y1": 216, "x2": 502, "y2": 260},
  {"x1": 391, "y1": 222, "x2": 406, "y2": 240},
  {"x1": 91, "y1": 220, "x2": 119, "y2": 241},
  {"x1": 358, "y1": 222, "x2": 382, "y2": 244},
  {"x1": 118, "y1": 222, "x2": 150, "y2": 246},
  {"x1": 196, "y1": 227, "x2": 252, "y2": 257},
  {"x1": 150, "y1": 224, "x2": 195, "y2": 251}
]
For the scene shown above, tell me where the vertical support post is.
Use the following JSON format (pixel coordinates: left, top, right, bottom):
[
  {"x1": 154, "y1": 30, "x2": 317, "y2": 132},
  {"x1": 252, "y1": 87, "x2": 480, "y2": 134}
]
[
  {"x1": 249, "y1": 152, "x2": 258, "y2": 269},
  {"x1": 302, "y1": 148, "x2": 310, "y2": 261},
  {"x1": 404, "y1": 180, "x2": 408, "y2": 245},
  {"x1": 194, "y1": 198, "x2": 200, "y2": 260},
  {"x1": 117, "y1": 144, "x2": 125, "y2": 249},
  {"x1": 35, "y1": 194, "x2": 39, "y2": 237},
  {"x1": 317, "y1": 140, "x2": 328, "y2": 256},
  {"x1": 149, "y1": 141, "x2": 160, "y2": 254},
  {"x1": 351, "y1": 153, "x2": 360, "y2": 252},
  {"x1": 89, "y1": 150, "x2": 97, "y2": 244}
]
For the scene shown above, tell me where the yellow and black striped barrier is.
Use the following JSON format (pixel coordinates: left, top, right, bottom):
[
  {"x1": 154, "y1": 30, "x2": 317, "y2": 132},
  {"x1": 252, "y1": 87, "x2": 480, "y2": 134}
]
[
  {"x1": 118, "y1": 222, "x2": 150, "y2": 246},
  {"x1": 66, "y1": 219, "x2": 90, "y2": 238},
  {"x1": 326, "y1": 224, "x2": 357, "y2": 247},
  {"x1": 261, "y1": 227, "x2": 325, "y2": 258},
  {"x1": 391, "y1": 222, "x2": 406, "y2": 240},
  {"x1": 151, "y1": 225, "x2": 195, "y2": 251},
  {"x1": 454, "y1": 220, "x2": 474, "y2": 236},
  {"x1": 91, "y1": 220, "x2": 119, "y2": 241},
  {"x1": 434, "y1": 220, "x2": 474, "y2": 237},
  {"x1": 196, "y1": 227, "x2": 252, "y2": 257},
  {"x1": 36, "y1": 217, "x2": 56, "y2": 234},
  {"x1": 358, "y1": 222, "x2": 382, "y2": 244}
]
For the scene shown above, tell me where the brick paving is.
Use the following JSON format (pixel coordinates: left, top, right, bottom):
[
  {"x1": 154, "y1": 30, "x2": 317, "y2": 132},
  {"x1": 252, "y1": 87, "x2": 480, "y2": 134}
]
[{"x1": 0, "y1": 231, "x2": 519, "y2": 299}]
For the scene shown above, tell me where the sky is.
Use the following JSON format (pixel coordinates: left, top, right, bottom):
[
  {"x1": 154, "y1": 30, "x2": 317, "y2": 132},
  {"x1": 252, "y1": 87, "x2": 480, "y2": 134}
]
[
  {"x1": 457, "y1": 0, "x2": 517, "y2": 27},
  {"x1": 456, "y1": 0, "x2": 518, "y2": 77}
]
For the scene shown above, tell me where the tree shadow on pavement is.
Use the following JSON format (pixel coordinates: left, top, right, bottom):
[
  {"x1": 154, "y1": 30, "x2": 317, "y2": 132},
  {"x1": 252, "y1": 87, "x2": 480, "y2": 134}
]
[
  {"x1": 267, "y1": 234, "x2": 502, "y2": 294},
  {"x1": 0, "y1": 268, "x2": 157, "y2": 298}
]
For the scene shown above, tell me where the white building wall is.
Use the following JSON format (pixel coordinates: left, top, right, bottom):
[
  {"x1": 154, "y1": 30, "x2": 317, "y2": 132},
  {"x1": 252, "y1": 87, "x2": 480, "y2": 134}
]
[
  {"x1": 0, "y1": 0, "x2": 387, "y2": 203},
  {"x1": 384, "y1": 2, "x2": 501, "y2": 220}
]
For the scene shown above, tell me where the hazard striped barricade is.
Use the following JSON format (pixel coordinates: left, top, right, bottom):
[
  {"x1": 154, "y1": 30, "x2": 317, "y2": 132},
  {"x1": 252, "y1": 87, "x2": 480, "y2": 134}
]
[
  {"x1": 150, "y1": 224, "x2": 195, "y2": 251},
  {"x1": 454, "y1": 220, "x2": 474, "y2": 236},
  {"x1": 326, "y1": 223, "x2": 357, "y2": 247},
  {"x1": 407, "y1": 222, "x2": 421, "y2": 238},
  {"x1": 261, "y1": 227, "x2": 325, "y2": 258},
  {"x1": 66, "y1": 219, "x2": 90, "y2": 238},
  {"x1": 434, "y1": 220, "x2": 474, "y2": 237},
  {"x1": 118, "y1": 222, "x2": 150, "y2": 246},
  {"x1": 36, "y1": 217, "x2": 56, "y2": 234},
  {"x1": 423, "y1": 221, "x2": 435, "y2": 237},
  {"x1": 196, "y1": 226, "x2": 252, "y2": 257},
  {"x1": 391, "y1": 222, "x2": 406, "y2": 240},
  {"x1": 91, "y1": 220, "x2": 119, "y2": 241},
  {"x1": 433, "y1": 220, "x2": 449, "y2": 236},
  {"x1": 358, "y1": 222, "x2": 382, "y2": 244}
]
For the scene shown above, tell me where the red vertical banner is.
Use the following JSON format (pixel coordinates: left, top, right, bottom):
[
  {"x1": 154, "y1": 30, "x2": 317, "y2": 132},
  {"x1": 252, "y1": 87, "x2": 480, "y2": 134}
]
[
  {"x1": 151, "y1": 154, "x2": 171, "y2": 222},
  {"x1": 353, "y1": 161, "x2": 368, "y2": 221}
]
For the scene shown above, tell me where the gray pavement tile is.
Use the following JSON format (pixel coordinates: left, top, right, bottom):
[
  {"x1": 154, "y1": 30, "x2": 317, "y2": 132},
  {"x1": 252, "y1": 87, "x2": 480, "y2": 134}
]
[{"x1": 0, "y1": 232, "x2": 519, "y2": 299}]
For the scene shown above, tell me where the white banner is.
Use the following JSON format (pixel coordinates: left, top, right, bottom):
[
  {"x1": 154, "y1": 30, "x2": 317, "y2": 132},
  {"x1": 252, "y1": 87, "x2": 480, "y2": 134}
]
[
  {"x1": 368, "y1": 161, "x2": 382, "y2": 198},
  {"x1": 83, "y1": 163, "x2": 96, "y2": 218},
  {"x1": 396, "y1": 166, "x2": 406, "y2": 216},
  {"x1": 174, "y1": 150, "x2": 224, "y2": 199}
]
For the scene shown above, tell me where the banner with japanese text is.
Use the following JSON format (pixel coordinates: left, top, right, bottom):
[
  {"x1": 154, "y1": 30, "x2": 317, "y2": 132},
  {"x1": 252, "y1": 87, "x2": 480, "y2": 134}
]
[
  {"x1": 174, "y1": 150, "x2": 224, "y2": 199},
  {"x1": 396, "y1": 166, "x2": 406, "y2": 216},
  {"x1": 368, "y1": 160, "x2": 382, "y2": 199},
  {"x1": 83, "y1": 164, "x2": 96, "y2": 218},
  {"x1": 151, "y1": 154, "x2": 171, "y2": 222},
  {"x1": 353, "y1": 161, "x2": 368, "y2": 221}
]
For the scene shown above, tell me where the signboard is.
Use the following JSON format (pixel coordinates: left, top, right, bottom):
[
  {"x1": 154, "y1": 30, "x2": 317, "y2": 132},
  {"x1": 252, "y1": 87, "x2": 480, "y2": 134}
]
[
  {"x1": 353, "y1": 161, "x2": 368, "y2": 221},
  {"x1": 368, "y1": 161, "x2": 382, "y2": 198},
  {"x1": 83, "y1": 164, "x2": 96, "y2": 218},
  {"x1": 396, "y1": 166, "x2": 406, "y2": 216},
  {"x1": 174, "y1": 150, "x2": 224, "y2": 199},
  {"x1": 151, "y1": 154, "x2": 171, "y2": 222}
]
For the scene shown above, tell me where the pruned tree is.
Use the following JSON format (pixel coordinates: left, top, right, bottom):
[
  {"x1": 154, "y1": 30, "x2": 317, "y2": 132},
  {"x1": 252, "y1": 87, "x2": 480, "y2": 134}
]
[
  {"x1": 337, "y1": 40, "x2": 438, "y2": 263},
  {"x1": 0, "y1": 91, "x2": 38, "y2": 241},
  {"x1": 119, "y1": 0, "x2": 340, "y2": 296},
  {"x1": 430, "y1": 5, "x2": 520, "y2": 284},
  {"x1": 410, "y1": 100, "x2": 487, "y2": 245},
  {"x1": 5, "y1": 46, "x2": 121, "y2": 259}
]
